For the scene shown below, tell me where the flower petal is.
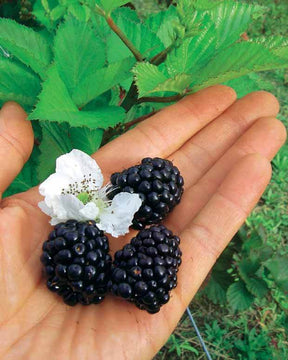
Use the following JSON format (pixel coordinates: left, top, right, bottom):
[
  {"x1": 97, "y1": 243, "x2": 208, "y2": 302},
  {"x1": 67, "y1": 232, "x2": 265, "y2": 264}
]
[
  {"x1": 38, "y1": 149, "x2": 105, "y2": 225},
  {"x1": 56, "y1": 149, "x2": 103, "y2": 188},
  {"x1": 38, "y1": 201, "x2": 53, "y2": 216},
  {"x1": 39, "y1": 173, "x2": 72, "y2": 199},
  {"x1": 79, "y1": 202, "x2": 100, "y2": 219},
  {"x1": 39, "y1": 194, "x2": 102, "y2": 225},
  {"x1": 41, "y1": 194, "x2": 84, "y2": 225},
  {"x1": 57, "y1": 194, "x2": 85, "y2": 220},
  {"x1": 97, "y1": 192, "x2": 142, "y2": 237}
]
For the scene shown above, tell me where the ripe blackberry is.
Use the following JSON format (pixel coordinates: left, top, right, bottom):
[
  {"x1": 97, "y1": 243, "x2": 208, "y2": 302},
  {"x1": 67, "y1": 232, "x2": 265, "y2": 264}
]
[
  {"x1": 108, "y1": 225, "x2": 182, "y2": 314},
  {"x1": 109, "y1": 157, "x2": 184, "y2": 229},
  {"x1": 40, "y1": 220, "x2": 112, "y2": 306}
]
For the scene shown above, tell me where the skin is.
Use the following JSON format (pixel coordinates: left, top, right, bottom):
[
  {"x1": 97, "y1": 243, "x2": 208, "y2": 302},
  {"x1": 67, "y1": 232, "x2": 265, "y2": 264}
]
[{"x1": 0, "y1": 85, "x2": 286, "y2": 360}]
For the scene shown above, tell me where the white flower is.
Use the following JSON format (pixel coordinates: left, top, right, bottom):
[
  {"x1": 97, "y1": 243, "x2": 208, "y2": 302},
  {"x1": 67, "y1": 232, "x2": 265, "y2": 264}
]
[{"x1": 38, "y1": 149, "x2": 142, "y2": 237}]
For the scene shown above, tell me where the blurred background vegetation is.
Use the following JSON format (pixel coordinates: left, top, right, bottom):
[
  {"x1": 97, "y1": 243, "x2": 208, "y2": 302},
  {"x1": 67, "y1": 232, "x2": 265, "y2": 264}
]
[
  {"x1": 153, "y1": 0, "x2": 288, "y2": 359},
  {"x1": 0, "y1": 0, "x2": 287, "y2": 358},
  {"x1": 130, "y1": 1, "x2": 288, "y2": 359}
]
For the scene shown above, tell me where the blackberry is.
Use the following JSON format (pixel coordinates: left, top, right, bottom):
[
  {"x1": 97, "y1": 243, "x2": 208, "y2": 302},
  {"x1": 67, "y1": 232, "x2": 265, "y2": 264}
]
[
  {"x1": 109, "y1": 157, "x2": 184, "y2": 229},
  {"x1": 40, "y1": 220, "x2": 112, "y2": 306},
  {"x1": 108, "y1": 225, "x2": 182, "y2": 314}
]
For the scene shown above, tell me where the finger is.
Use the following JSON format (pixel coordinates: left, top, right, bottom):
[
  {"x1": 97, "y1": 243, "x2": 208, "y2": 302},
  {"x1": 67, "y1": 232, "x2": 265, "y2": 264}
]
[
  {"x1": 175, "y1": 154, "x2": 271, "y2": 307},
  {"x1": 167, "y1": 116, "x2": 286, "y2": 233},
  {"x1": 0, "y1": 102, "x2": 34, "y2": 198},
  {"x1": 19, "y1": 86, "x2": 236, "y2": 206},
  {"x1": 94, "y1": 85, "x2": 236, "y2": 176},
  {"x1": 170, "y1": 91, "x2": 280, "y2": 189}
]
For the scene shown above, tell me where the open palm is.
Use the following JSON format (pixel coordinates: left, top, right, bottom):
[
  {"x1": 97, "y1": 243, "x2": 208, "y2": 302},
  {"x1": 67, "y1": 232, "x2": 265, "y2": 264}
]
[{"x1": 0, "y1": 86, "x2": 286, "y2": 360}]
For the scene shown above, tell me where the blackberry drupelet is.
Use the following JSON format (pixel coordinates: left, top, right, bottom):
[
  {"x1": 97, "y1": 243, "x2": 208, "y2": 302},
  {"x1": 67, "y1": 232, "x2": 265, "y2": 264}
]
[
  {"x1": 109, "y1": 157, "x2": 184, "y2": 229},
  {"x1": 41, "y1": 220, "x2": 112, "y2": 306},
  {"x1": 108, "y1": 225, "x2": 182, "y2": 314}
]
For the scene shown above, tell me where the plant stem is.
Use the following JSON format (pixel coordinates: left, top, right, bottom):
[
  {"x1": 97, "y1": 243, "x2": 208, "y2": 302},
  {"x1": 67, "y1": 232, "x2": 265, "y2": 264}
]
[
  {"x1": 101, "y1": 110, "x2": 158, "y2": 146},
  {"x1": 150, "y1": 42, "x2": 177, "y2": 65},
  {"x1": 138, "y1": 93, "x2": 184, "y2": 104},
  {"x1": 96, "y1": 6, "x2": 182, "y2": 113},
  {"x1": 106, "y1": 16, "x2": 144, "y2": 62}
]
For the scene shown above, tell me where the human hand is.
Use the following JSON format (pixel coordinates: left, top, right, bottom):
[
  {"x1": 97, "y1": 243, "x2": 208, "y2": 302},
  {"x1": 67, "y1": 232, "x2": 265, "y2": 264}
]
[{"x1": 0, "y1": 86, "x2": 286, "y2": 360}]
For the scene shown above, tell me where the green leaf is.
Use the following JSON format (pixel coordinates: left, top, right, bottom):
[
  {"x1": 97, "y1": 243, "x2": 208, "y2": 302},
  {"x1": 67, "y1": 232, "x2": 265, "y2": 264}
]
[
  {"x1": 107, "y1": 9, "x2": 164, "y2": 63},
  {"x1": 249, "y1": 36, "x2": 288, "y2": 60},
  {"x1": 73, "y1": 57, "x2": 135, "y2": 107},
  {"x1": 66, "y1": 107, "x2": 126, "y2": 128},
  {"x1": 99, "y1": 0, "x2": 129, "y2": 14},
  {"x1": 193, "y1": 0, "x2": 224, "y2": 10},
  {"x1": 145, "y1": 6, "x2": 179, "y2": 47},
  {"x1": 191, "y1": 42, "x2": 288, "y2": 91},
  {"x1": 112, "y1": 7, "x2": 141, "y2": 23},
  {"x1": 37, "y1": 122, "x2": 73, "y2": 182},
  {"x1": 68, "y1": 2, "x2": 92, "y2": 22},
  {"x1": 204, "y1": 246, "x2": 234, "y2": 305},
  {"x1": 246, "y1": 278, "x2": 269, "y2": 299},
  {"x1": 33, "y1": 0, "x2": 65, "y2": 30},
  {"x1": 3, "y1": 151, "x2": 39, "y2": 197},
  {"x1": 37, "y1": 122, "x2": 104, "y2": 182},
  {"x1": 54, "y1": 17, "x2": 105, "y2": 97},
  {"x1": 238, "y1": 258, "x2": 260, "y2": 277},
  {"x1": 204, "y1": 276, "x2": 227, "y2": 305},
  {"x1": 0, "y1": 58, "x2": 41, "y2": 110},
  {"x1": 177, "y1": 0, "x2": 223, "y2": 12},
  {"x1": 81, "y1": 90, "x2": 112, "y2": 111},
  {"x1": 238, "y1": 259, "x2": 269, "y2": 298},
  {"x1": 251, "y1": 36, "x2": 288, "y2": 50},
  {"x1": 176, "y1": 0, "x2": 210, "y2": 37},
  {"x1": 29, "y1": 66, "x2": 125, "y2": 128},
  {"x1": 273, "y1": 46, "x2": 288, "y2": 60},
  {"x1": 133, "y1": 62, "x2": 167, "y2": 97},
  {"x1": 208, "y1": 1, "x2": 257, "y2": 49},
  {"x1": 166, "y1": 18, "x2": 216, "y2": 76},
  {"x1": 133, "y1": 62, "x2": 192, "y2": 96},
  {"x1": 153, "y1": 74, "x2": 192, "y2": 94},
  {"x1": 265, "y1": 255, "x2": 288, "y2": 293},
  {"x1": 88, "y1": 7, "x2": 112, "y2": 40},
  {"x1": 41, "y1": 0, "x2": 51, "y2": 12},
  {"x1": 227, "y1": 281, "x2": 254, "y2": 312},
  {"x1": 239, "y1": 227, "x2": 274, "y2": 263},
  {"x1": 29, "y1": 65, "x2": 78, "y2": 120},
  {"x1": 176, "y1": 0, "x2": 195, "y2": 22},
  {"x1": 168, "y1": 1, "x2": 256, "y2": 75},
  {"x1": 50, "y1": 4, "x2": 67, "y2": 21},
  {"x1": 69, "y1": 127, "x2": 104, "y2": 154},
  {"x1": 0, "y1": 18, "x2": 52, "y2": 77}
]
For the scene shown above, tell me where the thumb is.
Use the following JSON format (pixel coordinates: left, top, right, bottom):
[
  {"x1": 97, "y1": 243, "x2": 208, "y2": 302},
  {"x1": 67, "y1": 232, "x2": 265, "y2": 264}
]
[{"x1": 0, "y1": 102, "x2": 34, "y2": 199}]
